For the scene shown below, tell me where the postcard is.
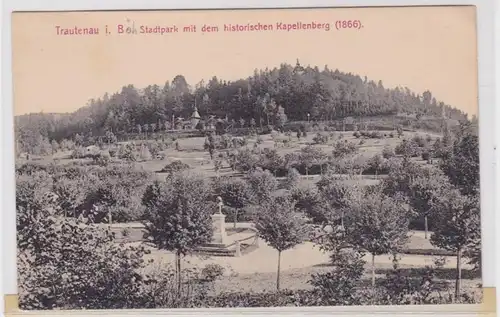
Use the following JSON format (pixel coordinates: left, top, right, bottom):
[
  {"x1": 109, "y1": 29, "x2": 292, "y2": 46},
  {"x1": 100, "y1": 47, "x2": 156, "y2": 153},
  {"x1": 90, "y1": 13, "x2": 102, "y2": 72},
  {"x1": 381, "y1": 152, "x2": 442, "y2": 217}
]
[{"x1": 11, "y1": 6, "x2": 483, "y2": 311}]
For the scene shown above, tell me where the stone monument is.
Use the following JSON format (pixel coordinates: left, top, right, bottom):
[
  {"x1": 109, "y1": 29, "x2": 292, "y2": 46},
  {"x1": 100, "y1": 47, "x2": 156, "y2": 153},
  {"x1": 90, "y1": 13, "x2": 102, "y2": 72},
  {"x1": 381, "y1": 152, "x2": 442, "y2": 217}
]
[
  {"x1": 195, "y1": 196, "x2": 246, "y2": 256},
  {"x1": 210, "y1": 196, "x2": 228, "y2": 246}
]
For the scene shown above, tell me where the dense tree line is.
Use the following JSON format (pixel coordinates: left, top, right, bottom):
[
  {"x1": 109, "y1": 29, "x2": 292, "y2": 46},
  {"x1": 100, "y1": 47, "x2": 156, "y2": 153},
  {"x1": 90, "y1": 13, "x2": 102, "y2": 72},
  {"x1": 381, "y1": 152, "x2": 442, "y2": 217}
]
[{"x1": 15, "y1": 60, "x2": 472, "y2": 154}]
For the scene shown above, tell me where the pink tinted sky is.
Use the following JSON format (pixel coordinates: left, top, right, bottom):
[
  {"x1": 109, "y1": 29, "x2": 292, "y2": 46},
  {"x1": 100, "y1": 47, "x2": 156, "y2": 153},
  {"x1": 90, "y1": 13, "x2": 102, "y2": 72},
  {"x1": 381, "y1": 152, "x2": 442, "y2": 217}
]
[{"x1": 11, "y1": 6, "x2": 478, "y2": 116}]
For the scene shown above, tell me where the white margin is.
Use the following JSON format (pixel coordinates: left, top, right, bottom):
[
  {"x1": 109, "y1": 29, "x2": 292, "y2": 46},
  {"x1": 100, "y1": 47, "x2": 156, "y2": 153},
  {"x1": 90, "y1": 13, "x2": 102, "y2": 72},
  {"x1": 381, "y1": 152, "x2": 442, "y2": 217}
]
[{"x1": 1, "y1": 0, "x2": 497, "y2": 316}]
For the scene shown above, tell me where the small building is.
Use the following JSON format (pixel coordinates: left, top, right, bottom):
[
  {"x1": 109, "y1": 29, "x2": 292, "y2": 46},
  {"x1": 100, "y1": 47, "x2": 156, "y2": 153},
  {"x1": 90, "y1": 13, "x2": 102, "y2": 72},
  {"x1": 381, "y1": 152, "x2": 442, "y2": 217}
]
[{"x1": 191, "y1": 106, "x2": 201, "y2": 129}]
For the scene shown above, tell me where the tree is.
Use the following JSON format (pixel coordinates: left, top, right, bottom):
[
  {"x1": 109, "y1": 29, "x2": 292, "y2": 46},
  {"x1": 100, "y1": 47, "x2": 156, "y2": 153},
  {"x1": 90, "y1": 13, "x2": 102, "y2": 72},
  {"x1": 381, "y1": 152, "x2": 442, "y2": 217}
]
[
  {"x1": 139, "y1": 145, "x2": 152, "y2": 161},
  {"x1": 367, "y1": 154, "x2": 386, "y2": 178},
  {"x1": 316, "y1": 172, "x2": 361, "y2": 228},
  {"x1": 440, "y1": 133, "x2": 479, "y2": 197},
  {"x1": 233, "y1": 148, "x2": 259, "y2": 172},
  {"x1": 274, "y1": 105, "x2": 288, "y2": 128},
  {"x1": 142, "y1": 172, "x2": 213, "y2": 293},
  {"x1": 105, "y1": 130, "x2": 117, "y2": 145},
  {"x1": 346, "y1": 190, "x2": 411, "y2": 288},
  {"x1": 332, "y1": 141, "x2": 358, "y2": 159},
  {"x1": 259, "y1": 148, "x2": 284, "y2": 176},
  {"x1": 17, "y1": 176, "x2": 148, "y2": 310},
  {"x1": 15, "y1": 61, "x2": 471, "y2": 150},
  {"x1": 254, "y1": 195, "x2": 309, "y2": 290},
  {"x1": 204, "y1": 133, "x2": 216, "y2": 160},
  {"x1": 284, "y1": 168, "x2": 300, "y2": 190},
  {"x1": 429, "y1": 188, "x2": 480, "y2": 300},
  {"x1": 408, "y1": 168, "x2": 451, "y2": 239},
  {"x1": 213, "y1": 177, "x2": 253, "y2": 228},
  {"x1": 52, "y1": 176, "x2": 87, "y2": 218},
  {"x1": 246, "y1": 167, "x2": 278, "y2": 204},
  {"x1": 142, "y1": 124, "x2": 149, "y2": 139},
  {"x1": 300, "y1": 146, "x2": 327, "y2": 177},
  {"x1": 50, "y1": 140, "x2": 59, "y2": 154},
  {"x1": 213, "y1": 157, "x2": 223, "y2": 176}
]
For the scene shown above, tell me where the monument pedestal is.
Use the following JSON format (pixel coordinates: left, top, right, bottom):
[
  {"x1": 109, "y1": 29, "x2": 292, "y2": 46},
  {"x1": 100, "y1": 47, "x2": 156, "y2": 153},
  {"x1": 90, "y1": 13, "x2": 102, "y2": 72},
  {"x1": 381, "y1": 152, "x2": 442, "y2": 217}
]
[
  {"x1": 195, "y1": 197, "x2": 245, "y2": 257},
  {"x1": 210, "y1": 213, "x2": 228, "y2": 245}
]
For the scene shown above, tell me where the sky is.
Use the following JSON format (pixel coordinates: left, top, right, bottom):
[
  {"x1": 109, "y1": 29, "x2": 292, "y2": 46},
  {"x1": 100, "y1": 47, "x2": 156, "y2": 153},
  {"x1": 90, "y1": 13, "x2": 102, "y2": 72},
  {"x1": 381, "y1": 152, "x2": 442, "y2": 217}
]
[{"x1": 11, "y1": 6, "x2": 478, "y2": 116}]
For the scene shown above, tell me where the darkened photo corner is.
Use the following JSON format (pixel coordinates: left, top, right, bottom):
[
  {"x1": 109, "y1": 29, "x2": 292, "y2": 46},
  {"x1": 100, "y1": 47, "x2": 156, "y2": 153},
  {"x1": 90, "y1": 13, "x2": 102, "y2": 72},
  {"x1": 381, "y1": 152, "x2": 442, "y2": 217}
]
[{"x1": 13, "y1": 7, "x2": 481, "y2": 310}]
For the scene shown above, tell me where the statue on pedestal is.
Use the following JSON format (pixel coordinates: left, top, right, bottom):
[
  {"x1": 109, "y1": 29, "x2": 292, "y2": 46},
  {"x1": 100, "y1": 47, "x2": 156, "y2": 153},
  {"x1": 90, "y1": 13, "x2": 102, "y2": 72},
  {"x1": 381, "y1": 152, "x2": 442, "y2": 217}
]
[
  {"x1": 216, "y1": 196, "x2": 223, "y2": 214},
  {"x1": 211, "y1": 196, "x2": 227, "y2": 245}
]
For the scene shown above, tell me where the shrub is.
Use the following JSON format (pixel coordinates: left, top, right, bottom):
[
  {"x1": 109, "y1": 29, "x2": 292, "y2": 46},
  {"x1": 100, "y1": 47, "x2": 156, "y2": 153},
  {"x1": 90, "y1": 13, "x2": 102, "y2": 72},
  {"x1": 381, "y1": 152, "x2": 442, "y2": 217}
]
[
  {"x1": 370, "y1": 131, "x2": 383, "y2": 139},
  {"x1": 160, "y1": 161, "x2": 190, "y2": 173},
  {"x1": 366, "y1": 154, "x2": 388, "y2": 175},
  {"x1": 70, "y1": 147, "x2": 86, "y2": 159},
  {"x1": 234, "y1": 148, "x2": 259, "y2": 172},
  {"x1": 17, "y1": 195, "x2": 150, "y2": 310},
  {"x1": 395, "y1": 139, "x2": 420, "y2": 157},
  {"x1": 148, "y1": 143, "x2": 160, "y2": 158},
  {"x1": 118, "y1": 228, "x2": 130, "y2": 238},
  {"x1": 199, "y1": 291, "x2": 297, "y2": 308},
  {"x1": 118, "y1": 144, "x2": 137, "y2": 161},
  {"x1": 412, "y1": 135, "x2": 428, "y2": 148},
  {"x1": 258, "y1": 148, "x2": 285, "y2": 175},
  {"x1": 139, "y1": 146, "x2": 152, "y2": 161},
  {"x1": 309, "y1": 249, "x2": 365, "y2": 306},
  {"x1": 422, "y1": 151, "x2": 431, "y2": 161},
  {"x1": 377, "y1": 254, "x2": 445, "y2": 305},
  {"x1": 353, "y1": 131, "x2": 361, "y2": 138},
  {"x1": 382, "y1": 146, "x2": 396, "y2": 159},
  {"x1": 291, "y1": 186, "x2": 327, "y2": 224},
  {"x1": 284, "y1": 168, "x2": 301, "y2": 190},
  {"x1": 313, "y1": 133, "x2": 329, "y2": 144},
  {"x1": 332, "y1": 141, "x2": 358, "y2": 158},
  {"x1": 92, "y1": 152, "x2": 111, "y2": 167},
  {"x1": 135, "y1": 265, "x2": 210, "y2": 309},
  {"x1": 201, "y1": 264, "x2": 225, "y2": 282},
  {"x1": 396, "y1": 125, "x2": 404, "y2": 138}
]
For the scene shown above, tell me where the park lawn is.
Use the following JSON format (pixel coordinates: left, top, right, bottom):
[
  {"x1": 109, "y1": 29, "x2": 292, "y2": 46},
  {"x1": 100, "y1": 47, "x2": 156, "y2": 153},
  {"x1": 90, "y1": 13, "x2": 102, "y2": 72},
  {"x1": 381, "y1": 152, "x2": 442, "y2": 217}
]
[
  {"x1": 113, "y1": 222, "x2": 448, "y2": 257},
  {"x1": 211, "y1": 263, "x2": 481, "y2": 296},
  {"x1": 134, "y1": 130, "x2": 429, "y2": 182}
]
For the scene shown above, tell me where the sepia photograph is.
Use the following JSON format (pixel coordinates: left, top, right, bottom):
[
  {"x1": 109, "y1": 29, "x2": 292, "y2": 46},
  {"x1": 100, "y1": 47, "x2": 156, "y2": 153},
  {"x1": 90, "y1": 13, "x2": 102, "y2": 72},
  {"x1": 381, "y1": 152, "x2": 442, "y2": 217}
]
[{"x1": 11, "y1": 6, "x2": 482, "y2": 310}]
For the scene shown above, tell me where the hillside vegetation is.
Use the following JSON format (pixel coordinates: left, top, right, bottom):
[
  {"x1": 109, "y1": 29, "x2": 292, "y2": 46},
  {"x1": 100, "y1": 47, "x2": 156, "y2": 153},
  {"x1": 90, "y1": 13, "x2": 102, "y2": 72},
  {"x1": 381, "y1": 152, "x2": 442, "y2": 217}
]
[{"x1": 14, "y1": 60, "x2": 476, "y2": 155}]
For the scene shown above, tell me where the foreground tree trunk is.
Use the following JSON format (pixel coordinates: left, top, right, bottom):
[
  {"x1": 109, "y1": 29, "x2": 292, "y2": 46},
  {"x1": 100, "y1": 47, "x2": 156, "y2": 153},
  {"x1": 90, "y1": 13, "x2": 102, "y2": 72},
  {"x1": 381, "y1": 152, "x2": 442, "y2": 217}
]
[
  {"x1": 371, "y1": 253, "x2": 376, "y2": 288},
  {"x1": 233, "y1": 209, "x2": 238, "y2": 229},
  {"x1": 176, "y1": 251, "x2": 182, "y2": 295},
  {"x1": 424, "y1": 215, "x2": 429, "y2": 239},
  {"x1": 455, "y1": 248, "x2": 462, "y2": 301},
  {"x1": 276, "y1": 250, "x2": 282, "y2": 291}
]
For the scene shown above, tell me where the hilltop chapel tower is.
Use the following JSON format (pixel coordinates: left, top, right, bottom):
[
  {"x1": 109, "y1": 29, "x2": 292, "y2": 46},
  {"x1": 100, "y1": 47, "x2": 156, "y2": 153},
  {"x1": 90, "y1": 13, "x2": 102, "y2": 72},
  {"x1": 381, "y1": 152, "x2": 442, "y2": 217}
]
[{"x1": 191, "y1": 104, "x2": 201, "y2": 129}]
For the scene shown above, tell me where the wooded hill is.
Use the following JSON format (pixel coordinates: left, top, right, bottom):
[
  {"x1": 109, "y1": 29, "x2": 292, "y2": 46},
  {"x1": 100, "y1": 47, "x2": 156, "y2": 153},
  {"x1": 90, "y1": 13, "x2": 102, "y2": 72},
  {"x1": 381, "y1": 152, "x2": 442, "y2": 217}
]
[{"x1": 14, "y1": 60, "x2": 473, "y2": 153}]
